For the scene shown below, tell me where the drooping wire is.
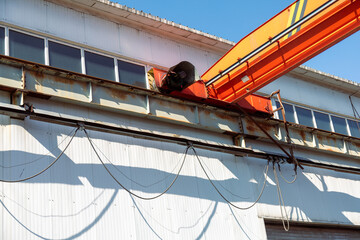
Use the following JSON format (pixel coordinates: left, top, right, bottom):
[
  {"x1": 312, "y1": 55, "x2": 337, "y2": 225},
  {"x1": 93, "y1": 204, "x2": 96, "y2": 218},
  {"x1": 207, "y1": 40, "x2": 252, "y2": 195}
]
[
  {"x1": 90, "y1": 138, "x2": 187, "y2": 188},
  {"x1": 273, "y1": 163, "x2": 290, "y2": 231},
  {"x1": 84, "y1": 128, "x2": 190, "y2": 200},
  {"x1": 199, "y1": 155, "x2": 253, "y2": 200},
  {"x1": 0, "y1": 127, "x2": 79, "y2": 183},
  {"x1": 0, "y1": 127, "x2": 78, "y2": 169},
  {"x1": 190, "y1": 146, "x2": 269, "y2": 210},
  {"x1": 349, "y1": 95, "x2": 360, "y2": 132},
  {"x1": 277, "y1": 162, "x2": 297, "y2": 184}
]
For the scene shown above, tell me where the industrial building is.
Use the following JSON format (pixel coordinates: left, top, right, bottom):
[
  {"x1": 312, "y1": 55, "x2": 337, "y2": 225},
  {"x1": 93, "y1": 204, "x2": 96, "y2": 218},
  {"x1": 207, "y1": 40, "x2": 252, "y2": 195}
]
[{"x1": 0, "y1": 0, "x2": 359, "y2": 239}]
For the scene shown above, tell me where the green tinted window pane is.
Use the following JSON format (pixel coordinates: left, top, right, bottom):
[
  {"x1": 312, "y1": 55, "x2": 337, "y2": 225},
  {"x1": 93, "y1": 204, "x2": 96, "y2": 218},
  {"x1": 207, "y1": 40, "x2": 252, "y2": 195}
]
[
  {"x1": 118, "y1": 60, "x2": 146, "y2": 88},
  {"x1": 49, "y1": 41, "x2": 81, "y2": 73},
  {"x1": 0, "y1": 27, "x2": 4, "y2": 55},
  {"x1": 295, "y1": 106, "x2": 313, "y2": 127},
  {"x1": 314, "y1": 111, "x2": 331, "y2": 131},
  {"x1": 348, "y1": 119, "x2": 360, "y2": 138},
  {"x1": 331, "y1": 116, "x2": 348, "y2": 135},
  {"x1": 9, "y1": 30, "x2": 44, "y2": 64},
  {"x1": 85, "y1": 51, "x2": 115, "y2": 81},
  {"x1": 275, "y1": 101, "x2": 295, "y2": 123}
]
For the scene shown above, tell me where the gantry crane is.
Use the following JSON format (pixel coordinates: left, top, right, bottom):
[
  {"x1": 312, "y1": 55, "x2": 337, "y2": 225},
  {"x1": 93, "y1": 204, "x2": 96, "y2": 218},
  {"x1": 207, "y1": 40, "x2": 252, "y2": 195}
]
[{"x1": 151, "y1": 0, "x2": 360, "y2": 116}]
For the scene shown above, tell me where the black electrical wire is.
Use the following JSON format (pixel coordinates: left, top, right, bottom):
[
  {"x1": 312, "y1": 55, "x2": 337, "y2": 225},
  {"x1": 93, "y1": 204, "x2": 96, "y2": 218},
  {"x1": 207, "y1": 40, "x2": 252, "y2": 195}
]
[
  {"x1": 0, "y1": 127, "x2": 79, "y2": 183},
  {"x1": 349, "y1": 95, "x2": 360, "y2": 132},
  {"x1": 0, "y1": 127, "x2": 78, "y2": 169},
  {"x1": 91, "y1": 139, "x2": 187, "y2": 188},
  {"x1": 84, "y1": 128, "x2": 190, "y2": 200},
  {"x1": 190, "y1": 146, "x2": 269, "y2": 210},
  {"x1": 277, "y1": 162, "x2": 297, "y2": 184}
]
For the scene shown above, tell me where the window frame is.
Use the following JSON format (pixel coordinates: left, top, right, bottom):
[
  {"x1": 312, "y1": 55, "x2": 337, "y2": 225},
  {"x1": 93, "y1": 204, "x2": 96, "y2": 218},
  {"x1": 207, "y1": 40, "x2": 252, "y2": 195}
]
[
  {"x1": 47, "y1": 39, "x2": 83, "y2": 73},
  {"x1": 272, "y1": 99, "x2": 360, "y2": 138},
  {"x1": 84, "y1": 49, "x2": 116, "y2": 81},
  {"x1": 8, "y1": 27, "x2": 46, "y2": 64},
  {"x1": 116, "y1": 58, "x2": 148, "y2": 88}
]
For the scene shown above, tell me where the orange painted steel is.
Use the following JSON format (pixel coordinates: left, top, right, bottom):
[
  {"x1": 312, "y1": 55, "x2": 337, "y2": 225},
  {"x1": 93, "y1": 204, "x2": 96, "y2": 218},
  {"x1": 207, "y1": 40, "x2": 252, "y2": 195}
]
[{"x1": 203, "y1": 0, "x2": 360, "y2": 103}]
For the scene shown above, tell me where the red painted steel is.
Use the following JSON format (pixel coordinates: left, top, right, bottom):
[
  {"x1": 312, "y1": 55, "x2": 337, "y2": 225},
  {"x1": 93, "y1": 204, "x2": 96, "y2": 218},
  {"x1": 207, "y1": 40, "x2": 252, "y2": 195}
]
[{"x1": 204, "y1": 0, "x2": 360, "y2": 103}]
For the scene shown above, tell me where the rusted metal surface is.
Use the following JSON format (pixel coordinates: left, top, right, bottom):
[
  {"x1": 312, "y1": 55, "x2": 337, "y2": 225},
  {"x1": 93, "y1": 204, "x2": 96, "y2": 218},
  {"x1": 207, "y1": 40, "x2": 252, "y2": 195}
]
[
  {"x1": 243, "y1": 117, "x2": 360, "y2": 159},
  {"x1": 0, "y1": 55, "x2": 359, "y2": 159},
  {"x1": 26, "y1": 70, "x2": 91, "y2": 103},
  {"x1": 0, "y1": 55, "x2": 242, "y2": 133},
  {"x1": 0, "y1": 64, "x2": 23, "y2": 89}
]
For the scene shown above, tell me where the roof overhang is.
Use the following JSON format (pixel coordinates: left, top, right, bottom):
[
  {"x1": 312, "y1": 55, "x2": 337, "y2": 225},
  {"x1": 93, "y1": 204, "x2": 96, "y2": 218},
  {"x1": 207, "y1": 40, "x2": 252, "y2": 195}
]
[{"x1": 46, "y1": 0, "x2": 235, "y2": 53}]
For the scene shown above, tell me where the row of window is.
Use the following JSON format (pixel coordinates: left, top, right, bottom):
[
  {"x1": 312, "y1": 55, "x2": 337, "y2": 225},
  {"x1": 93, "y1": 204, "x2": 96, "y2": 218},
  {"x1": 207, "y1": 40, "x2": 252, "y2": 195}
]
[
  {"x1": 274, "y1": 101, "x2": 360, "y2": 138},
  {"x1": 0, "y1": 26, "x2": 147, "y2": 88}
]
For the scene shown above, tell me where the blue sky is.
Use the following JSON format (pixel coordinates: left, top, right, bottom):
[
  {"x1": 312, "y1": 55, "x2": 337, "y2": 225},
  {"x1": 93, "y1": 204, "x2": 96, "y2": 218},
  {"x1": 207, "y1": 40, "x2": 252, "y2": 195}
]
[{"x1": 115, "y1": 0, "x2": 360, "y2": 82}]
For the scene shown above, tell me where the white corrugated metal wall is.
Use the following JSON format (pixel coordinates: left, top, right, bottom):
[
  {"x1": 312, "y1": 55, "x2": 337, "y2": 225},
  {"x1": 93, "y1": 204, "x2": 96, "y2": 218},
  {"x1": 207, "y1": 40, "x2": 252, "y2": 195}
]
[
  {"x1": 0, "y1": 0, "x2": 360, "y2": 239},
  {"x1": 0, "y1": 0, "x2": 221, "y2": 74},
  {"x1": 1, "y1": 96, "x2": 360, "y2": 239}
]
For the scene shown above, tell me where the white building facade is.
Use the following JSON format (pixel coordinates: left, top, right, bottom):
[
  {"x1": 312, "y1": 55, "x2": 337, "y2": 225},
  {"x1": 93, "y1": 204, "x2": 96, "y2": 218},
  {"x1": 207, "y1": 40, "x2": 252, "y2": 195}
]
[{"x1": 0, "y1": 0, "x2": 359, "y2": 239}]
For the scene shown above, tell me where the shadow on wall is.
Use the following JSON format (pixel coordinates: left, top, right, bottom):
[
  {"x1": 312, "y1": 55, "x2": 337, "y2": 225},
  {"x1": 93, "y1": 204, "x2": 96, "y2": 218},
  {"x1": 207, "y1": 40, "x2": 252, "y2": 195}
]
[{"x1": 1, "y1": 126, "x2": 360, "y2": 239}]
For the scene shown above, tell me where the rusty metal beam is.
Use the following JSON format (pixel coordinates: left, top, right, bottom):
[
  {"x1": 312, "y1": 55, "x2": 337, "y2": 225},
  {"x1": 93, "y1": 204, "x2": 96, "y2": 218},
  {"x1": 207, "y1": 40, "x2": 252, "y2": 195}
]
[{"x1": 0, "y1": 102, "x2": 359, "y2": 175}]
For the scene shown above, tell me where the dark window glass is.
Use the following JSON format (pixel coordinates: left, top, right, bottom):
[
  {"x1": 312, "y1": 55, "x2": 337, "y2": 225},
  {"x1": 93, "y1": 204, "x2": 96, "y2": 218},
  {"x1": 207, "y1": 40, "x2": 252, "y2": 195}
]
[
  {"x1": 85, "y1": 51, "x2": 115, "y2": 81},
  {"x1": 348, "y1": 119, "x2": 360, "y2": 138},
  {"x1": 314, "y1": 111, "x2": 331, "y2": 131},
  {"x1": 295, "y1": 106, "x2": 314, "y2": 127},
  {"x1": 331, "y1": 116, "x2": 348, "y2": 135},
  {"x1": 9, "y1": 30, "x2": 44, "y2": 64},
  {"x1": 0, "y1": 27, "x2": 4, "y2": 55},
  {"x1": 49, "y1": 41, "x2": 81, "y2": 73},
  {"x1": 118, "y1": 60, "x2": 146, "y2": 88},
  {"x1": 275, "y1": 101, "x2": 295, "y2": 123}
]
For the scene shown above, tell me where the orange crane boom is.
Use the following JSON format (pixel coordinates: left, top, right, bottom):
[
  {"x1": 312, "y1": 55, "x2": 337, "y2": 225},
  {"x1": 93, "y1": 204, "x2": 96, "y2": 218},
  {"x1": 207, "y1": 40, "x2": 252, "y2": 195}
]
[{"x1": 202, "y1": 0, "x2": 360, "y2": 103}]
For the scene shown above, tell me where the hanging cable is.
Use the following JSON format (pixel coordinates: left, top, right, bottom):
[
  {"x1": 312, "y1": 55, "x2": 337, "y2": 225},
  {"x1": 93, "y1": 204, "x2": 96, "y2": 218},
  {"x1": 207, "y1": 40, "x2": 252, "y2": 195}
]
[
  {"x1": 349, "y1": 95, "x2": 360, "y2": 132},
  {"x1": 277, "y1": 162, "x2": 297, "y2": 184},
  {"x1": 91, "y1": 138, "x2": 189, "y2": 188},
  {"x1": 273, "y1": 163, "x2": 290, "y2": 231},
  {"x1": 190, "y1": 145, "x2": 269, "y2": 210},
  {"x1": 0, "y1": 127, "x2": 78, "y2": 169},
  {"x1": 236, "y1": 104, "x2": 303, "y2": 170},
  {"x1": 0, "y1": 126, "x2": 79, "y2": 183},
  {"x1": 84, "y1": 128, "x2": 190, "y2": 200}
]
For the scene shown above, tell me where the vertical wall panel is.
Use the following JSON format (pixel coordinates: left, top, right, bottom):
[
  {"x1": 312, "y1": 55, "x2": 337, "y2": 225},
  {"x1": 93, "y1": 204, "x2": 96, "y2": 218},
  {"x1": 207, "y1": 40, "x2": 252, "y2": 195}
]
[
  {"x1": 118, "y1": 25, "x2": 152, "y2": 63},
  {"x1": 84, "y1": 15, "x2": 120, "y2": 54},
  {"x1": 46, "y1": 1, "x2": 86, "y2": 44},
  {"x1": 150, "y1": 35, "x2": 181, "y2": 67},
  {"x1": 5, "y1": 0, "x2": 47, "y2": 32},
  {"x1": 0, "y1": 0, "x2": 5, "y2": 21}
]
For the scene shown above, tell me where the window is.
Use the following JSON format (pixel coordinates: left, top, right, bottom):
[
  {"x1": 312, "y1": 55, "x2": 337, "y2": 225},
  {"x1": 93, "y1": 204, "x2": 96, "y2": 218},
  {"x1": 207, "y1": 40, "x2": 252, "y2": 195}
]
[
  {"x1": 275, "y1": 101, "x2": 295, "y2": 123},
  {"x1": 118, "y1": 60, "x2": 146, "y2": 88},
  {"x1": 348, "y1": 119, "x2": 360, "y2": 138},
  {"x1": 85, "y1": 51, "x2": 115, "y2": 81},
  {"x1": 0, "y1": 27, "x2": 4, "y2": 55},
  {"x1": 313, "y1": 111, "x2": 331, "y2": 131},
  {"x1": 49, "y1": 41, "x2": 81, "y2": 73},
  {"x1": 331, "y1": 116, "x2": 348, "y2": 135},
  {"x1": 295, "y1": 106, "x2": 314, "y2": 127},
  {"x1": 9, "y1": 30, "x2": 44, "y2": 64}
]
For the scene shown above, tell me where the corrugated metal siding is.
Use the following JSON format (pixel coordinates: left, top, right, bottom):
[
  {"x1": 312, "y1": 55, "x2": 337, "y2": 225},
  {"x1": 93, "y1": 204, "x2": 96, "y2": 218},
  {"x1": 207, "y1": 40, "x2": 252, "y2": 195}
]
[
  {"x1": 261, "y1": 74, "x2": 360, "y2": 117},
  {"x1": 1, "y1": 0, "x2": 223, "y2": 73},
  {"x1": 1, "y1": 107, "x2": 359, "y2": 239},
  {"x1": 0, "y1": 115, "x2": 269, "y2": 239}
]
